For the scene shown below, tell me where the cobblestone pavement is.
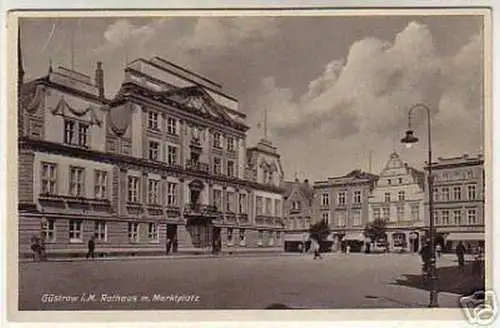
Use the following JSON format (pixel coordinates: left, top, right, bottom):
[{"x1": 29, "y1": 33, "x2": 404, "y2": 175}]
[{"x1": 18, "y1": 252, "x2": 466, "y2": 310}]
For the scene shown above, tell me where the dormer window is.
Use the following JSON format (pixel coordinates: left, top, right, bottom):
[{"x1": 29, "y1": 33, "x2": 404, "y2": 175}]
[{"x1": 64, "y1": 119, "x2": 89, "y2": 147}]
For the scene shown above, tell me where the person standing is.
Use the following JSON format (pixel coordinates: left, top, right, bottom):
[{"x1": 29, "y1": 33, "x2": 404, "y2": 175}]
[
  {"x1": 86, "y1": 235, "x2": 96, "y2": 259},
  {"x1": 312, "y1": 238, "x2": 322, "y2": 260},
  {"x1": 435, "y1": 243, "x2": 442, "y2": 259},
  {"x1": 456, "y1": 241, "x2": 466, "y2": 272},
  {"x1": 419, "y1": 239, "x2": 432, "y2": 275}
]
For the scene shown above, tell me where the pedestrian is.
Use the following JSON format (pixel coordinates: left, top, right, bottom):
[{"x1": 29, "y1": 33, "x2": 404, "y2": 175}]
[
  {"x1": 346, "y1": 244, "x2": 351, "y2": 255},
  {"x1": 312, "y1": 239, "x2": 322, "y2": 260},
  {"x1": 436, "y1": 243, "x2": 442, "y2": 259},
  {"x1": 456, "y1": 241, "x2": 466, "y2": 272},
  {"x1": 419, "y1": 239, "x2": 432, "y2": 276},
  {"x1": 30, "y1": 234, "x2": 41, "y2": 262},
  {"x1": 86, "y1": 235, "x2": 96, "y2": 259},
  {"x1": 166, "y1": 237, "x2": 172, "y2": 255}
]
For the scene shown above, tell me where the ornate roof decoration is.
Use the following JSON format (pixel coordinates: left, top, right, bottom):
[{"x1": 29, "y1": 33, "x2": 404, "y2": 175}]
[
  {"x1": 51, "y1": 96, "x2": 102, "y2": 126},
  {"x1": 108, "y1": 103, "x2": 133, "y2": 137},
  {"x1": 19, "y1": 84, "x2": 45, "y2": 114}
]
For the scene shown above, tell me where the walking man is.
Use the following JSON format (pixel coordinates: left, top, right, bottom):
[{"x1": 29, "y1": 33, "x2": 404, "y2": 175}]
[
  {"x1": 312, "y1": 238, "x2": 322, "y2": 260},
  {"x1": 166, "y1": 237, "x2": 172, "y2": 255},
  {"x1": 456, "y1": 241, "x2": 466, "y2": 272},
  {"x1": 86, "y1": 234, "x2": 96, "y2": 259}
]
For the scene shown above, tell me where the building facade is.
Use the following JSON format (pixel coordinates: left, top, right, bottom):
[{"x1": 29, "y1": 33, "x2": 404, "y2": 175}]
[
  {"x1": 18, "y1": 56, "x2": 285, "y2": 258},
  {"x1": 368, "y1": 152, "x2": 426, "y2": 252},
  {"x1": 426, "y1": 154, "x2": 485, "y2": 252},
  {"x1": 282, "y1": 178, "x2": 313, "y2": 251},
  {"x1": 313, "y1": 170, "x2": 378, "y2": 252}
]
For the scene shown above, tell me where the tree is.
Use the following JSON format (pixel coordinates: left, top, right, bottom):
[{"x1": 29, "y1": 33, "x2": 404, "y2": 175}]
[
  {"x1": 308, "y1": 219, "x2": 330, "y2": 242},
  {"x1": 363, "y1": 218, "x2": 387, "y2": 242}
]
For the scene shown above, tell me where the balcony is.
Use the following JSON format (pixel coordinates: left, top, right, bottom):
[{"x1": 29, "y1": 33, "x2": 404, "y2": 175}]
[
  {"x1": 239, "y1": 213, "x2": 250, "y2": 224},
  {"x1": 166, "y1": 205, "x2": 181, "y2": 217},
  {"x1": 255, "y1": 215, "x2": 276, "y2": 226},
  {"x1": 185, "y1": 159, "x2": 209, "y2": 173},
  {"x1": 183, "y1": 203, "x2": 220, "y2": 218}
]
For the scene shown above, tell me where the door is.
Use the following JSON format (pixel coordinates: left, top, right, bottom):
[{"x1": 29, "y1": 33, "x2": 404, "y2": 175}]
[{"x1": 212, "y1": 227, "x2": 221, "y2": 252}]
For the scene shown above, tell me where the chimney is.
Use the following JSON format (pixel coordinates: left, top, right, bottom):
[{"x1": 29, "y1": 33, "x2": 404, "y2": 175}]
[{"x1": 95, "y1": 61, "x2": 104, "y2": 99}]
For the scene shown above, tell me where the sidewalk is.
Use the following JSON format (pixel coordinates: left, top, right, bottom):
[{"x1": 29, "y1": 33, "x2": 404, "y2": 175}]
[{"x1": 19, "y1": 251, "x2": 300, "y2": 263}]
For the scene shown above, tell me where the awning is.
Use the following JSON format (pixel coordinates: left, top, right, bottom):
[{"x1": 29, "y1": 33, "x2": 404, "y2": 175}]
[
  {"x1": 343, "y1": 232, "x2": 365, "y2": 241},
  {"x1": 445, "y1": 232, "x2": 484, "y2": 241},
  {"x1": 284, "y1": 233, "x2": 310, "y2": 242}
]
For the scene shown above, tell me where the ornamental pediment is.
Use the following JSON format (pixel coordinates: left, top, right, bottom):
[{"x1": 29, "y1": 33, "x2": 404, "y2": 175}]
[{"x1": 51, "y1": 96, "x2": 102, "y2": 126}]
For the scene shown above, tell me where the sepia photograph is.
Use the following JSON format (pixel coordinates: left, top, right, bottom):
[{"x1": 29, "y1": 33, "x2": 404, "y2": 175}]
[{"x1": 7, "y1": 7, "x2": 492, "y2": 322}]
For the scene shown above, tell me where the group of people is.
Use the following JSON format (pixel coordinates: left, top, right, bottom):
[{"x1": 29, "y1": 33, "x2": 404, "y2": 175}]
[{"x1": 419, "y1": 239, "x2": 484, "y2": 275}]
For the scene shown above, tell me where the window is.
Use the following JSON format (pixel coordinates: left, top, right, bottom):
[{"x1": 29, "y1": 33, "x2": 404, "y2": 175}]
[
  {"x1": 467, "y1": 170, "x2": 474, "y2": 179},
  {"x1": 227, "y1": 161, "x2": 235, "y2": 177},
  {"x1": 213, "y1": 132, "x2": 222, "y2": 148},
  {"x1": 442, "y1": 187, "x2": 450, "y2": 201},
  {"x1": 213, "y1": 158, "x2": 222, "y2": 175},
  {"x1": 468, "y1": 185, "x2": 477, "y2": 200},
  {"x1": 384, "y1": 192, "x2": 391, "y2": 203},
  {"x1": 268, "y1": 231, "x2": 274, "y2": 246},
  {"x1": 453, "y1": 186, "x2": 462, "y2": 200},
  {"x1": 227, "y1": 137, "x2": 235, "y2": 152},
  {"x1": 226, "y1": 192, "x2": 235, "y2": 212},
  {"x1": 321, "y1": 211, "x2": 330, "y2": 225},
  {"x1": 276, "y1": 231, "x2": 281, "y2": 241},
  {"x1": 256, "y1": 196, "x2": 263, "y2": 215},
  {"x1": 239, "y1": 194, "x2": 247, "y2": 214},
  {"x1": 258, "y1": 230, "x2": 263, "y2": 246},
  {"x1": 94, "y1": 220, "x2": 107, "y2": 242},
  {"x1": 94, "y1": 170, "x2": 108, "y2": 199},
  {"x1": 432, "y1": 211, "x2": 438, "y2": 225},
  {"x1": 64, "y1": 120, "x2": 89, "y2": 147},
  {"x1": 382, "y1": 207, "x2": 390, "y2": 220},
  {"x1": 396, "y1": 204, "x2": 404, "y2": 220},
  {"x1": 148, "y1": 111, "x2": 159, "y2": 130},
  {"x1": 467, "y1": 209, "x2": 477, "y2": 225},
  {"x1": 337, "y1": 192, "x2": 346, "y2": 206},
  {"x1": 64, "y1": 120, "x2": 75, "y2": 144},
  {"x1": 41, "y1": 163, "x2": 57, "y2": 195},
  {"x1": 147, "y1": 179, "x2": 160, "y2": 205},
  {"x1": 78, "y1": 124, "x2": 89, "y2": 147},
  {"x1": 433, "y1": 188, "x2": 439, "y2": 201},
  {"x1": 442, "y1": 172, "x2": 449, "y2": 180},
  {"x1": 227, "y1": 228, "x2": 234, "y2": 244},
  {"x1": 149, "y1": 141, "x2": 160, "y2": 161},
  {"x1": 410, "y1": 203, "x2": 419, "y2": 221},
  {"x1": 128, "y1": 222, "x2": 139, "y2": 242},
  {"x1": 321, "y1": 193, "x2": 330, "y2": 206},
  {"x1": 213, "y1": 190, "x2": 223, "y2": 211},
  {"x1": 127, "y1": 176, "x2": 140, "y2": 203},
  {"x1": 69, "y1": 167, "x2": 85, "y2": 197},
  {"x1": 441, "y1": 210, "x2": 450, "y2": 225},
  {"x1": 398, "y1": 178, "x2": 403, "y2": 184},
  {"x1": 352, "y1": 210, "x2": 361, "y2": 226},
  {"x1": 292, "y1": 201, "x2": 301, "y2": 211},
  {"x1": 266, "y1": 198, "x2": 272, "y2": 215},
  {"x1": 388, "y1": 179, "x2": 392, "y2": 185},
  {"x1": 167, "y1": 118, "x2": 177, "y2": 135},
  {"x1": 167, "y1": 146, "x2": 178, "y2": 166},
  {"x1": 335, "y1": 212, "x2": 346, "y2": 227},
  {"x1": 42, "y1": 219, "x2": 56, "y2": 242},
  {"x1": 453, "y1": 210, "x2": 462, "y2": 225},
  {"x1": 373, "y1": 208, "x2": 381, "y2": 220},
  {"x1": 274, "y1": 199, "x2": 281, "y2": 217},
  {"x1": 69, "y1": 219, "x2": 83, "y2": 243},
  {"x1": 148, "y1": 223, "x2": 158, "y2": 241},
  {"x1": 167, "y1": 183, "x2": 177, "y2": 206},
  {"x1": 353, "y1": 191, "x2": 362, "y2": 204},
  {"x1": 398, "y1": 191, "x2": 405, "y2": 201}
]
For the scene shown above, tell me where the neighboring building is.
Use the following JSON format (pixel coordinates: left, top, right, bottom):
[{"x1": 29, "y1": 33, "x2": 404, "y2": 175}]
[
  {"x1": 426, "y1": 154, "x2": 484, "y2": 252},
  {"x1": 368, "y1": 152, "x2": 426, "y2": 252},
  {"x1": 18, "y1": 55, "x2": 285, "y2": 258},
  {"x1": 313, "y1": 170, "x2": 378, "y2": 252},
  {"x1": 282, "y1": 178, "x2": 313, "y2": 251}
]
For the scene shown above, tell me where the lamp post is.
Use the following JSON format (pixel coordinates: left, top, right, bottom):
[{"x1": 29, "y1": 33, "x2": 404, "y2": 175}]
[{"x1": 400, "y1": 103, "x2": 439, "y2": 308}]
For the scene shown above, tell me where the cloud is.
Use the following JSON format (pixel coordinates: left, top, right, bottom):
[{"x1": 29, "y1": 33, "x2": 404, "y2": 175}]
[{"x1": 252, "y1": 21, "x2": 482, "y2": 178}]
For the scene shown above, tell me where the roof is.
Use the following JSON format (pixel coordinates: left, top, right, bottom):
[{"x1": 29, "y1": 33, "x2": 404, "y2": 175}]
[
  {"x1": 405, "y1": 164, "x2": 426, "y2": 191},
  {"x1": 283, "y1": 179, "x2": 314, "y2": 204}
]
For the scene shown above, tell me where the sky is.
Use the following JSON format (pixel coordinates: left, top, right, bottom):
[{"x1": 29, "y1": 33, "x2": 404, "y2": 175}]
[{"x1": 19, "y1": 14, "x2": 485, "y2": 182}]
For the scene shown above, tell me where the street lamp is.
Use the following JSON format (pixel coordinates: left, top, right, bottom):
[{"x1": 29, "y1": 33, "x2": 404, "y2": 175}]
[{"x1": 400, "y1": 103, "x2": 439, "y2": 308}]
